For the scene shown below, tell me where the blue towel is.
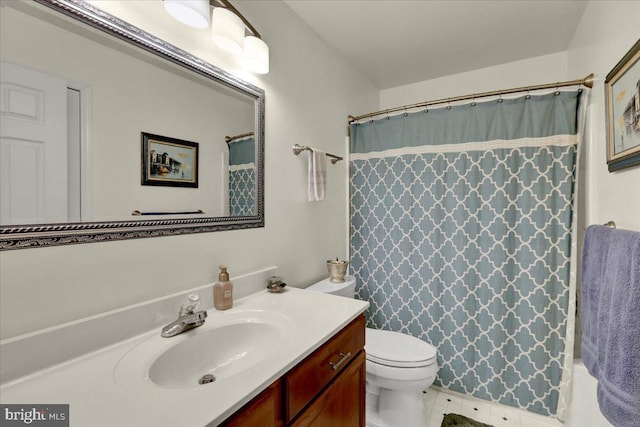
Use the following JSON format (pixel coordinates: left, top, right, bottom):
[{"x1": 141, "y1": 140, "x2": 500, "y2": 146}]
[{"x1": 581, "y1": 225, "x2": 640, "y2": 427}]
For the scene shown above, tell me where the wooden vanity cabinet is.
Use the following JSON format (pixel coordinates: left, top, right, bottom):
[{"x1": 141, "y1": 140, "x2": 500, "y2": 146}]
[
  {"x1": 220, "y1": 380, "x2": 283, "y2": 427},
  {"x1": 285, "y1": 315, "x2": 365, "y2": 424},
  {"x1": 220, "y1": 315, "x2": 366, "y2": 427}
]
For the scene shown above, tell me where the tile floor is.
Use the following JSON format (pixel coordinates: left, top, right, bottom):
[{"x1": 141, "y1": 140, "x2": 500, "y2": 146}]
[{"x1": 423, "y1": 387, "x2": 563, "y2": 427}]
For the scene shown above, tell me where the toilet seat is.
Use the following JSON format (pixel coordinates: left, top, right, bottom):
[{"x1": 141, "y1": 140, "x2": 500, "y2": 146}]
[{"x1": 366, "y1": 328, "x2": 436, "y2": 368}]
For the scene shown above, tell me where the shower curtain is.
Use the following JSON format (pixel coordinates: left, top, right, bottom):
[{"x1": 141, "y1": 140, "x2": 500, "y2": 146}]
[
  {"x1": 228, "y1": 135, "x2": 255, "y2": 216},
  {"x1": 349, "y1": 91, "x2": 583, "y2": 417}
]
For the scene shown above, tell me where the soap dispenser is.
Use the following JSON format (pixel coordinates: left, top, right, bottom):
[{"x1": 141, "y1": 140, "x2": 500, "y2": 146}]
[{"x1": 214, "y1": 265, "x2": 233, "y2": 310}]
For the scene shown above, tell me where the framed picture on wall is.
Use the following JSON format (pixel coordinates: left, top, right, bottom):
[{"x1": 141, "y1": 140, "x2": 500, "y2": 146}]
[
  {"x1": 141, "y1": 132, "x2": 199, "y2": 187},
  {"x1": 605, "y1": 38, "x2": 640, "y2": 172}
]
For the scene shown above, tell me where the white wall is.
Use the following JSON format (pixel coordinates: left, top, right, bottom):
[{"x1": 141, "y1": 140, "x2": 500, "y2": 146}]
[
  {"x1": 566, "y1": 0, "x2": 640, "y2": 232},
  {"x1": 0, "y1": 0, "x2": 378, "y2": 378},
  {"x1": 380, "y1": 51, "x2": 569, "y2": 108}
]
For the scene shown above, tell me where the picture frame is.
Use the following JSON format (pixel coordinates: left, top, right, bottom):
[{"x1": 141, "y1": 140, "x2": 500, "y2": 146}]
[
  {"x1": 141, "y1": 132, "x2": 198, "y2": 187},
  {"x1": 605, "y1": 39, "x2": 640, "y2": 172}
]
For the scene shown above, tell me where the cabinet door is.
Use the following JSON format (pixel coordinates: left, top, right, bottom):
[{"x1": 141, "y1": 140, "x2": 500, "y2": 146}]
[
  {"x1": 220, "y1": 380, "x2": 283, "y2": 427},
  {"x1": 286, "y1": 315, "x2": 365, "y2": 421},
  {"x1": 290, "y1": 351, "x2": 365, "y2": 427}
]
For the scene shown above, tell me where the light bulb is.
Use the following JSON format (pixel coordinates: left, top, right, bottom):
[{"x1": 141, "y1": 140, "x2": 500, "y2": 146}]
[
  {"x1": 163, "y1": 0, "x2": 210, "y2": 29},
  {"x1": 243, "y1": 35, "x2": 269, "y2": 74},
  {"x1": 211, "y1": 7, "x2": 244, "y2": 55}
]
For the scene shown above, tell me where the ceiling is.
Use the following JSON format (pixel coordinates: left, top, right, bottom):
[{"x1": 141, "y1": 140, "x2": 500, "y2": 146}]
[{"x1": 284, "y1": 0, "x2": 588, "y2": 90}]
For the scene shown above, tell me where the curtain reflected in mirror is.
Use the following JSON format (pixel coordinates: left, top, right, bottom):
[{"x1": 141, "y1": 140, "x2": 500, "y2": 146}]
[{"x1": 227, "y1": 133, "x2": 255, "y2": 216}]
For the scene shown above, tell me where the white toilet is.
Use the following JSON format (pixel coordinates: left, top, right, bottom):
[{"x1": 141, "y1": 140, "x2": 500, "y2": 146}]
[{"x1": 307, "y1": 276, "x2": 438, "y2": 427}]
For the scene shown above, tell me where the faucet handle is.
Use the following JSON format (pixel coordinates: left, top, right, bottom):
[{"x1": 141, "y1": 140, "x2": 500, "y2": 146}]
[{"x1": 179, "y1": 293, "x2": 200, "y2": 316}]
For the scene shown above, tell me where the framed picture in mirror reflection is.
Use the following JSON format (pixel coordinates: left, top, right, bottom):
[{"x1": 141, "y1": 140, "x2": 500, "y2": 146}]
[{"x1": 141, "y1": 132, "x2": 199, "y2": 187}]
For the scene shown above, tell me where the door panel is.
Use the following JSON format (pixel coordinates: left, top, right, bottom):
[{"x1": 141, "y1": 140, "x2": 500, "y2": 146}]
[{"x1": 1, "y1": 62, "x2": 68, "y2": 224}]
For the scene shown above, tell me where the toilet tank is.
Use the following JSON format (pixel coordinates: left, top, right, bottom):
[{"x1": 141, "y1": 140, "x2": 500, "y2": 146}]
[{"x1": 306, "y1": 276, "x2": 356, "y2": 298}]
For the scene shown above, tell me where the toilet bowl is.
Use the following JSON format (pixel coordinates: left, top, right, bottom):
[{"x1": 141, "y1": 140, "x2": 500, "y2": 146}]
[{"x1": 306, "y1": 276, "x2": 438, "y2": 427}]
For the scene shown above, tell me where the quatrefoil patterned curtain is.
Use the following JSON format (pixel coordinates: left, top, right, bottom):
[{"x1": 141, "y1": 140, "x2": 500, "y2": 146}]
[
  {"x1": 228, "y1": 136, "x2": 255, "y2": 216},
  {"x1": 349, "y1": 91, "x2": 583, "y2": 417}
]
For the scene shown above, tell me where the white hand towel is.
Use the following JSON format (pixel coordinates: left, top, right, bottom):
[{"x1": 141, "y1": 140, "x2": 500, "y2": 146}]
[{"x1": 308, "y1": 149, "x2": 327, "y2": 201}]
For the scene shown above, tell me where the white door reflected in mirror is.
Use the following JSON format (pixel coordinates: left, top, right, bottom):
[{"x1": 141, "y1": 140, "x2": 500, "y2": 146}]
[{"x1": 0, "y1": 62, "x2": 70, "y2": 225}]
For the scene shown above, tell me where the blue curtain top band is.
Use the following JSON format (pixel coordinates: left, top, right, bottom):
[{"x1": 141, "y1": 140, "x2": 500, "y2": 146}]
[{"x1": 350, "y1": 91, "x2": 581, "y2": 154}]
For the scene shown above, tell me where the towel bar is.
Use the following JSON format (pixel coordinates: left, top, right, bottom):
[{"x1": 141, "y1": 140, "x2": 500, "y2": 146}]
[
  {"x1": 132, "y1": 210, "x2": 204, "y2": 216},
  {"x1": 293, "y1": 144, "x2": 343, "y2": 164}
]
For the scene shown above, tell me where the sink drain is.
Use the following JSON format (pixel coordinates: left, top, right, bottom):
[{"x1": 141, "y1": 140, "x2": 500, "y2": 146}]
[{"x1": 199, "y1": 374, "x2": 216, "y2": 385}]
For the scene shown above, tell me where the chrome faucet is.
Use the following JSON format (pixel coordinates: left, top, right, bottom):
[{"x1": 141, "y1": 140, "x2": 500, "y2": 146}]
[{"x1": 161, "y1": 294, "x2": 207, "y2": 338}]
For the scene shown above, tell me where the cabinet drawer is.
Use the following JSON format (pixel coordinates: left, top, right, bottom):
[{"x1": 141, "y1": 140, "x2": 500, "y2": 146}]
[
  {"x1": 220, "y1": 380, "x2": 283, "y2": 427},
  {"x1": 285, "y1": 315, "x2": 365, "y2": 422},
  {"x1": 290, "y1": 351, "x2": 365, "y2": 427}
]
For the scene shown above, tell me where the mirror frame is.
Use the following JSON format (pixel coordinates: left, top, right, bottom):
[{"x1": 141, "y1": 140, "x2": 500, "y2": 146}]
[{"x1": 0, "y1": 0, "x2": 265, "y2": 250}]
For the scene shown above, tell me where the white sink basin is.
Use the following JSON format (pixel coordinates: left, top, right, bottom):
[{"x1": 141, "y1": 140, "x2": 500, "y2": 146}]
[{"x1": 115, "y1": 310, "x2": 294, "y2": 389}]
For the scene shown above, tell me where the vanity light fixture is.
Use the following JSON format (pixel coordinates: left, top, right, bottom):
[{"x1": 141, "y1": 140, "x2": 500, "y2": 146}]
[
  {"x1": 243, "y1": 35, "x2": 269, "y2": 74},
  {"x1": 211, "y1": 6, "x2": 244, "y2": 54},
  {"x1": 163, "y1": 0, "x2": 269, "y2": 74},
  {"x1": 163, "y1": 0, "x2": 210, "y2": 29}
]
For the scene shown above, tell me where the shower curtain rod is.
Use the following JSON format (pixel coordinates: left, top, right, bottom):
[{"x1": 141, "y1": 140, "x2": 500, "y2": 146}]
[
  {"x1": 225, "y1": 132, "x2": 254, "y2": 143},
  {"x1": 348, "y1": 73, "x2": 594, "y2": 124}
]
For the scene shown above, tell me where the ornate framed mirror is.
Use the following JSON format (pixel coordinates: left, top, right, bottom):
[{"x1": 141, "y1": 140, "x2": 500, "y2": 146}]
[{"x1": 0, "y1": 0, "x2": 265, "y2": 250}]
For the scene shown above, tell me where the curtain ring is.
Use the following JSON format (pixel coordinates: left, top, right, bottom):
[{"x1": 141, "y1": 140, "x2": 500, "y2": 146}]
[
  {"x1": 403, "y1": 107, "x2": 408, "y2": 117},
  {"x1": 497, "y1": 92, "x2": 503, "y2": 103},
  {"x1": 525, "y1": 88, "x2": 531, "y2": 100},
  {"x1": 386, "y1": 109, "x2": 390, "y2": 120},
  {"x1": 446, "y1": 99, "x2": 452, "y2": 110},
  {"x1": 470, "y1": 95, "x2": 476, "y2": 107},
  {"x1": 554, "y1": 83, "x2": 560, "y2": 96},
  {"x1": 369, "y1": 113, "x2": 374, "y2": 123}
]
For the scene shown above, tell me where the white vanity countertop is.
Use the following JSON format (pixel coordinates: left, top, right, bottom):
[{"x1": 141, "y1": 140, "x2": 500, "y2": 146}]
[{"x1": 0, "y1": 287, "x2": 369, "y2": 426}]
